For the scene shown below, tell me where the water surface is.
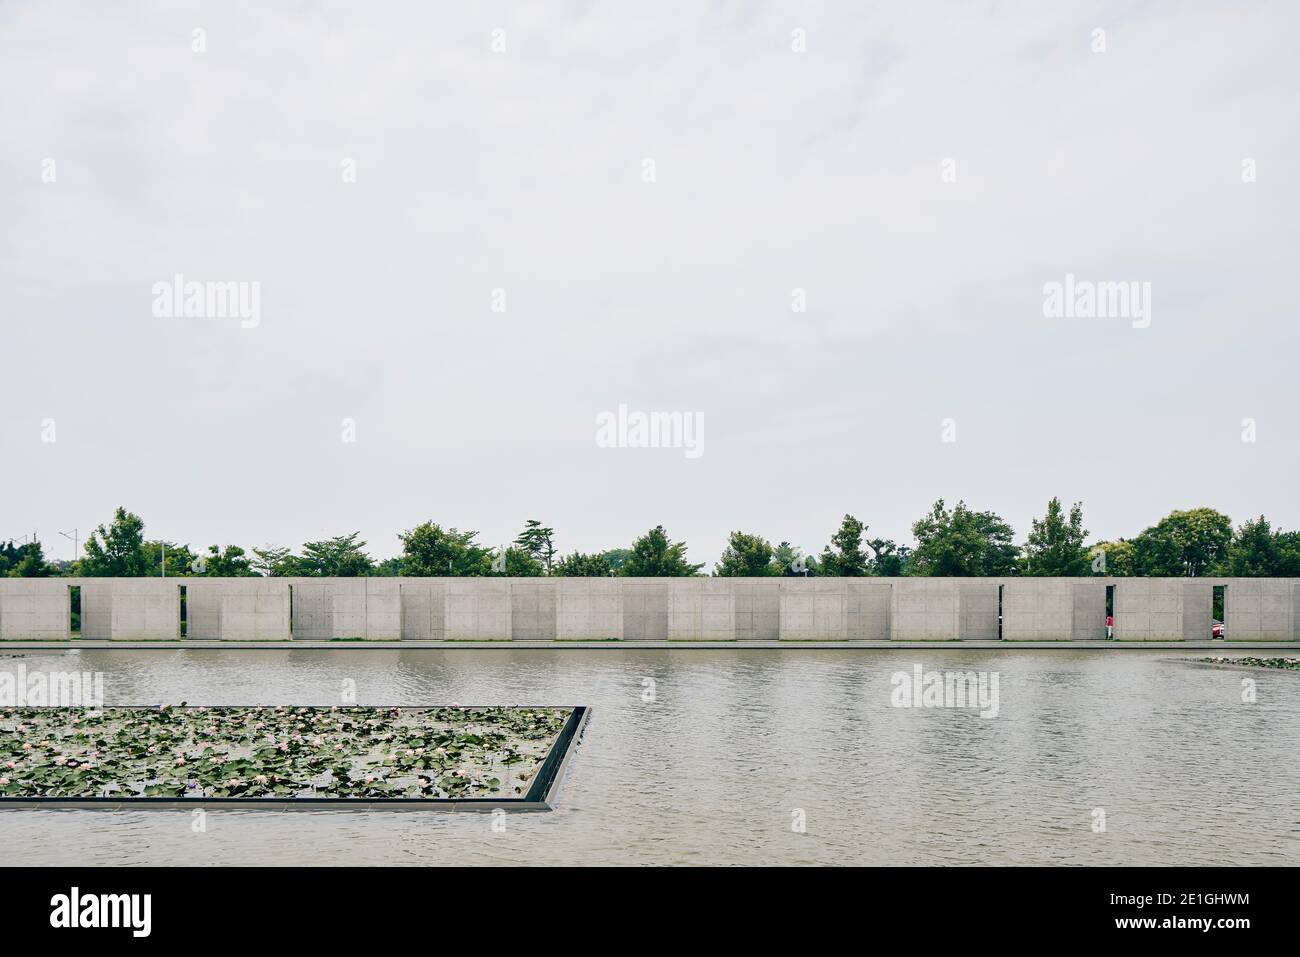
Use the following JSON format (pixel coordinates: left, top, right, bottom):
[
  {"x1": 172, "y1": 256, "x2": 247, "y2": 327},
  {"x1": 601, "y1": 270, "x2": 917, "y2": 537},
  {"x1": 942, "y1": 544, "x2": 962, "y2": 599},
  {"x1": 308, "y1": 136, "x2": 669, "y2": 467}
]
[{"x1": 2, "y1": 648, "x2": 1296, "y2": 865}]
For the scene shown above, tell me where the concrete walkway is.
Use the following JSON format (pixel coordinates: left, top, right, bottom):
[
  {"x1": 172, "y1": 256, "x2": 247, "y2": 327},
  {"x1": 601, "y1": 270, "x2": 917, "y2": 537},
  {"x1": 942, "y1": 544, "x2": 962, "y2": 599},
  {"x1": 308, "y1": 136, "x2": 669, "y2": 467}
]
[{"x1": 3, "y1": 640, "x2": 1298, "y2": 651}]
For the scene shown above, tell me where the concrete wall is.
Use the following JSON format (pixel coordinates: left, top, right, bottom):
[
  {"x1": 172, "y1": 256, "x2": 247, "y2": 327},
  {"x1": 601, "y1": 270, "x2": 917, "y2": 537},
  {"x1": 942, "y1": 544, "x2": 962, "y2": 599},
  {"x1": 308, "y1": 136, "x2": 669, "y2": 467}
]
[
  {"x1": 1182, "y1": 581, "x2": 1212, "y2": 643},
  {"x1": 1071, "y1": 581, "x2": 1107, "y2": 641},
  {"x1": 780, "y1": 579, "x2": 847, "y2": 640},
  {"x1": 622, "y1": 581, "x2": 668, "y2": 640},
  {"x1": 891, "y1": 579, "x2": 960, "y2": 641},
  {"x1": 1114, "y1": 578, "x2": 1184, "y2": 641},
  {"x1": 80, "y1": 581, "x2": 112, "y2": 639},
  {"x1": 3, "y1": 576, "x2": 1297, "y2": 641},
  {"x1": 398, "y1": 579, "x2": 446, "y2": 640},
  {"x1": 187, "y1": 580, "x2": 290, "y2": 641},
  {"x1": 734, "y1": 579, "x2": 780, "y2": 640},
  {"x1": 108, "y1": 579, "x2": 180, "y2": 640},
  {"x1": 556, "y1": 578, "x2": 621, "y2": 640},
  {"x1": 847, "y1": 580, "x2": 891, "y2": 640},
  {"x1": 1225, "y1": 578, "x2": 1296, "y2": 641},
  {"x1": 511, "y1": 580, "x2": 558, "y2": 640},
  {"x1": 959, "y1": 582, "x2": 1001, "y2": 640},
  {"x1": 0, "y1": 580, "x2": 70, "y2": 640},
  {"x1": 445, "y1": 578, "x2": 511, "y2": 641},
  {"x1": 668, "y1": 579, "x2": 735, "y2": 641},
  {"x1": 1003, "y1": 578, "x2": 1069, "y2": 641}
]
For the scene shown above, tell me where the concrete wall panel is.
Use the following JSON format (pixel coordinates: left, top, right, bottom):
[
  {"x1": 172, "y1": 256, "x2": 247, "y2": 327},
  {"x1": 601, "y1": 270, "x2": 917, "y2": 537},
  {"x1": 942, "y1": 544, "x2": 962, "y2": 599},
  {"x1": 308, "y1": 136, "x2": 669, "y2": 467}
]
[
  {"x1": 847, "y1": 580, "x2": 891, "y2": 640},
  {"x1": 556, "y1": 578, "x2": 622, "y2": 640},
  {"x1": 109, "y1": 579, "x2": 179, "y2": 640},
  {"x1": 399, "y1": 580, "x2": 446, "y2": 640},
  {"x1": 0, "y1": 580, "x2": 70, "y2": 640},
  {"x1": 1071, "y1": 581, "x2": 1107, "y2": 641},
  {"x1": 445, "y1": 578, "x2": 511, "y2": 640},
  {"x1": 80, "y1": 581, "x2": 112, "y2": 640},
  {"x1": 330, "y1": 579, "x2": 368, "y2": 638},
  {"x1": 1114, "y1": 579, "x2": 1184, "y2": 640},
  {"x1": 622, "y1": 581, "x2": 668, "y2": 640},
  {"x1": 1226, "y1": 579, "x2": 1295, "y2": 641},
  {"x1": 959, "y1": 582, "x2": 1001, "y2": 640},
  {"x1": 668, "y1": 579, "x2": 735, "y2": 641},
  {"x1": 511, "y1": 580, "x2": 558, "y2": 640},
  {"x1": 1182, "y1": 581, "x2": 1212, "y2": 642},
  {"x1": 185, "y1": 582, "x2": 222, "y2": 639},
  {"x1": 363, "y1": 578, "x2": 401, "y2": 640},
  {"x1": 891, "y1": 579, "x2": 960, "y2": 641},
  {"x1": 780, "y1": 579, "x2": 847, "y2": 641},
  {"x1": 734, "y1": 579, "x2": 780, "y2": 640},
  {"x1": 290, "y1": 581, "x2": 332, "y2": 639},
  {"x1": 1002, "y1": 579, "x2": 1073, "y2": 641}
]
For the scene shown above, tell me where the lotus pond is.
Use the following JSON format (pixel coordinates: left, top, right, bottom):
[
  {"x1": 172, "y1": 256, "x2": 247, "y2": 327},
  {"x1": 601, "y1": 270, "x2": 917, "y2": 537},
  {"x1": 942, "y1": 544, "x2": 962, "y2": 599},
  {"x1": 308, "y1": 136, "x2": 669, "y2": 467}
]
[
  {"x1": 0, "y1": 705, "x2": 569, "y2": 800},
  {"x1": 1197, "y1": 657, "x2": 1300, "y2": 671}
]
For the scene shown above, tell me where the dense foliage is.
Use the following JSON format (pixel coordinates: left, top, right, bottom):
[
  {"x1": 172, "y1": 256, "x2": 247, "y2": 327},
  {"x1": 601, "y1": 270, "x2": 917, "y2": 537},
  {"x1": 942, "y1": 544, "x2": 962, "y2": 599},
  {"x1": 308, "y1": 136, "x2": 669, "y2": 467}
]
[{"x1": 9, "y1": 501, "x2": 1300, "y2": 579}]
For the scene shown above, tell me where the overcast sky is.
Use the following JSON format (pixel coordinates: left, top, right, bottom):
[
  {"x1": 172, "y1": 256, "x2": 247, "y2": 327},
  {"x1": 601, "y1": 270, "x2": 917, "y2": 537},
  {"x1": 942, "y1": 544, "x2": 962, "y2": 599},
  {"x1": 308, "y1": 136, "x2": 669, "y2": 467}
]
[{"x1": 2, "y1": 1, "x2": 1297, "y2": 568}]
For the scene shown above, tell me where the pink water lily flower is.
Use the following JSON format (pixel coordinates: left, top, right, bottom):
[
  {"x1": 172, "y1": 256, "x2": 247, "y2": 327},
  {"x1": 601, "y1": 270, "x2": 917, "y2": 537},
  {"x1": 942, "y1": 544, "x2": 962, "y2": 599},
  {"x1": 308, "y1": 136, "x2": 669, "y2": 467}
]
[{"x1": 0, "y1": 777, "x2": 9, "y2": 786}]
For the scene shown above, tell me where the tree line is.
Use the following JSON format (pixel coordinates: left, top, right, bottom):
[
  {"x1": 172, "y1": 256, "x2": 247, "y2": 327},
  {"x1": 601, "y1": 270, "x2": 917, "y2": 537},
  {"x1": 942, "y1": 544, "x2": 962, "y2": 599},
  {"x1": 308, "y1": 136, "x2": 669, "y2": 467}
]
[{"x1": 3, "y1": 499, "x2": 1299, "y2": 580}]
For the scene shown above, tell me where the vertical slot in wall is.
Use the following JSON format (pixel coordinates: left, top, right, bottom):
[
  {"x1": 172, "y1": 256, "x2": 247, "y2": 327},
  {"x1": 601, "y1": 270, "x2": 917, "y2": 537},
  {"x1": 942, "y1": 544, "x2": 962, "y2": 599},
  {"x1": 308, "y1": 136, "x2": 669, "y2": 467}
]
[
  {"x1": 1213, "y1": 585, "x2": 1226, "y2": 639},
  {"x1": 69, "y1": 584, "x2": 81, "y2": 638}
]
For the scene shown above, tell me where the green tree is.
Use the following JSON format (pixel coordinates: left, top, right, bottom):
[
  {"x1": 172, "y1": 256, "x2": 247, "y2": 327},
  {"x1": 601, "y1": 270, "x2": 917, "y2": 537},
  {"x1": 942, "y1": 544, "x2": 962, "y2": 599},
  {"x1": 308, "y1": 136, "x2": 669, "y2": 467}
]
[
  {"x1": 1089, "y1": 539, "x2": 1135, "y2": 576},
  {"x1": 251, "y1": 545, "x2": 298, "y2": 577},
  {"x1": 1217, "y1": 515, "x2": 1277, "y2": 576},
  {"x1": 714, "y1": 531, "x2": 776, "y2": 576},
  {"x1": 867, "y1": 539, "x2": 908, "y2": 576},
  {"x1": 819, "y1": 515, "x2": 869, "y2": 576},
  {"x1": 143, "y1": 541, "x2": 198, "y2": 577},
  {"x1": 1276, "y1": 531, "x2": 1300, "y2": 576},
  {"x1": 1023, "y1": 498, "x2": 1090, "y2": 576},
  {"x1": 553, "y1": 551, "x2": 613, "y2": 577},
  {"x1": 490, "y1": 546, "x2": 544, "y2": 576},
  {"x1": 299, "y1": 532, "x2": 374, "y2": 577},
  {"x1": 1131, "y1": 508, "x2": 1232, "y2": 576},
  {"x1": 514, "y1": 520, "x2": 557, "y2": 573},
  {"x1": 1216, "y1": 516, "x2": 1300, "y2": 577},
  {"x1": 772, "y1": 541, "x2": 817, "y2": 576},
  {"x1": 601, "y1": 548, "x2": 631, "y2": 572},
  {"x1": 398, "y1": 522, "x2": 492, "y2": 576},
  {"x1": 621, "y1": 526, "x2": 702, "y2": 576},
  {"x1": 909, "y1": 500, "x2": 1020, "y2": 576},
  {"x1": 80, "y1": 507, "x2": 148, "y2": 576},
  {"x1": 202, "y1": 544, "x2": 253, "y2": 576},
  {"x1": 11, "y1": 540, "x2": 51, "y2": 577}
]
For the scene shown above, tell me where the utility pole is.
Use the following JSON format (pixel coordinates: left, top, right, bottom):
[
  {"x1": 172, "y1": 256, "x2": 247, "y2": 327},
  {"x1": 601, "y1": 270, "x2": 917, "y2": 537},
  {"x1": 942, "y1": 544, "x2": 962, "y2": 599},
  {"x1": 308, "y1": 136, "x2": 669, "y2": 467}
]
[{"x1": 59, "y1": 528, "x2": 79, "y2": 562}]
